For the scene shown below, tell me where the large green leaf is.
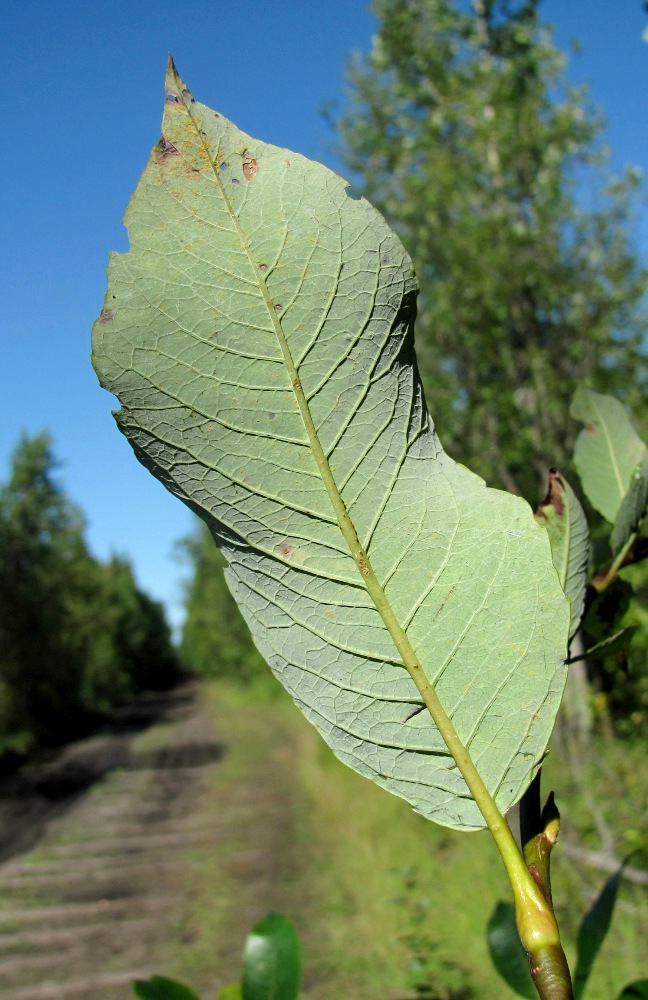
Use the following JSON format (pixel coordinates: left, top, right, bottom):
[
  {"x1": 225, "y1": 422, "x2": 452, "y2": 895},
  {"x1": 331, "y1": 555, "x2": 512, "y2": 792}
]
[
  {"x1": 571, "y1": 387, "x2": 646, "y2": 524},
  {"x1": 92, "y1": 60, "x2": 569, "y2": 831},
  {"x1": 535, "y1": 468, "x2": 589, "y2": 641}
]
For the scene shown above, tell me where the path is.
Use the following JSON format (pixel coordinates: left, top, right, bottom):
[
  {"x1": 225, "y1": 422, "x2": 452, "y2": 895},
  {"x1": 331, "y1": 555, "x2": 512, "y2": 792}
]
[{"x1": 0, "y1": 682, "x2": 228, "y2": 999}]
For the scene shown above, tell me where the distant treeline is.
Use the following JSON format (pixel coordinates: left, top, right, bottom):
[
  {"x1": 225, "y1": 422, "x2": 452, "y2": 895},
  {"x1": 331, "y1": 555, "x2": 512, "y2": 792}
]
[
  {"x1": 180, "y1": 521, "x2": 269, "y2": 685},
  {"x1": 0, "y1": 433, "x2": 180, "y2": 759}
]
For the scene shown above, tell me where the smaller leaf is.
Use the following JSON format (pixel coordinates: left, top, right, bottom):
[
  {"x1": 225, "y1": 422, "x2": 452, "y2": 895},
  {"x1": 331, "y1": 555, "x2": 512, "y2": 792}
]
[
  {"x1": 583, "y1": 579, "x2": 633, "y2": 649},
  {"x1": 486, "y1": 902, "x2": 535, "y2": 999},
  {"x1": 571, "y1": 387, "x2": 646, "y2": 524},
  {"x1": 618, "y1": 981, "x2": 648, "y2": 999},
  {"x1": 611, "y1": 456, "x2": 648, "y2": 554},
  {"x1": 132, "y1": 976, "x2": 201, "y2": 1000},
  {"x1": 573, "y1": 868, "x2": 623, "y2": 1000},
  {"x1": 242, "y1": 912, "x2": 301, "y2": 1000},
  {"x1": 535, "y1": 469, "x2": 589, "y2": 640},
  {"x1": 583, "y1": 626, "x2": 638, "y2": 661}
]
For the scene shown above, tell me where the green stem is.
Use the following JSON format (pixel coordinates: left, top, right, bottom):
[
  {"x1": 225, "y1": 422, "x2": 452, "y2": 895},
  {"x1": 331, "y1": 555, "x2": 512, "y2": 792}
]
[{"x1": 592, "y1": 531, "x2": 637, "y2": 594}]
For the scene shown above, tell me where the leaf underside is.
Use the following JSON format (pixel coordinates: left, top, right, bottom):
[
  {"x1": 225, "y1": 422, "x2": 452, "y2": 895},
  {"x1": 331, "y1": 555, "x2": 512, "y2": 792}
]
[
  {"x1": 92, "y1": 60, "x2": 568, "y2": 831},
  {"x1": 535, "y1": 469, "x2": 589, "y2": 641},
  {"x1": 571, "y1": 386, "x2": 647, "y2": 524}
]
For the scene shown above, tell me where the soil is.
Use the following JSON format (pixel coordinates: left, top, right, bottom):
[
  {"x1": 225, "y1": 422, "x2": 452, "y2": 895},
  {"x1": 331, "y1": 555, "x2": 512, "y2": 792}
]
[{"x1": 0, "y1": 680, "x2": 283, "y2": 1000}]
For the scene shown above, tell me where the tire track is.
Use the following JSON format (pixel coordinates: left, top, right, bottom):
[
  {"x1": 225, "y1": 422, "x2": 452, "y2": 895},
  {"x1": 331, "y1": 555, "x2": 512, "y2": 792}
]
[{"x1": 0, "y1": 682, "x2": 226, "y2": 1000}]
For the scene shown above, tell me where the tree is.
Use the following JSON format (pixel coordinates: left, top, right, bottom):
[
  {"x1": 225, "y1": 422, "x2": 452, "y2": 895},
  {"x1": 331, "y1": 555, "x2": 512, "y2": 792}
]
[
  {"x1": 180, "y1": 521, "x2": 269, "y2": 683},
  {"x1": 333, "y1": 0, "x2": 648, "y2": 500},
  {"x1": 0, "y1": 433, "x2": 180, "y2": 752}
]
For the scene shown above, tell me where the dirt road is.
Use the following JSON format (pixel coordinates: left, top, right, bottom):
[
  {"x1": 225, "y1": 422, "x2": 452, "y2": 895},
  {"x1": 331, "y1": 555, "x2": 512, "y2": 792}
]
[{"x1": 0, "y1": 680, "x2": 298, "y2": 1000}]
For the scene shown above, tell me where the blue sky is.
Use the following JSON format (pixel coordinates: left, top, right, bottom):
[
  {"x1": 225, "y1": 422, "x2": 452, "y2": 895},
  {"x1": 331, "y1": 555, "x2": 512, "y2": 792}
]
[{"x1": 2, "y1": 1, "x2": 647, "y2": 632}]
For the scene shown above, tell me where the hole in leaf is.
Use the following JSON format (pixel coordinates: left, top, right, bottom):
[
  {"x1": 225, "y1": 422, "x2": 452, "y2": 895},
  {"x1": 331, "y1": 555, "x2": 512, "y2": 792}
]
[
  {"x1": 232, "y1": 177, "x2": 239, "y2": 185},
  {"x1": 165, "y1": 92, "x2": 180, "y2": 104},
  {"x1": 220, "y1": 162, "x2": 227, "y2": 170},
  {"x1": 259, "y1": 263, "x2": 268, "y2": 271},
  {"x1": 274, "y1": 303, "x2": 283, "y2": 312}
]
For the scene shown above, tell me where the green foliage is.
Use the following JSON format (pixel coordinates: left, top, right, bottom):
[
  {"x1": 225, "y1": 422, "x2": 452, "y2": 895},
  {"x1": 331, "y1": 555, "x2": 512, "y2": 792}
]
[
  {"x1": 573, "y1": 869, "x2": 623, "y2": 1000},
  {"x1": 489, "y1": 867, "x2": 630, "y2": 999},
  {"x1": 571, "y1": 387, "x2": 647, "y2": 525},
  {"x1": 240, "y1": 912, "x2": 301, "y2": 1000},
  {"x1": 567, "y1": 389, "x2": 648, "y2": 728},
  {"x1": 394, "y1": 868, "x2": 474, "y2": 998},
  {"x1": 180, "y1": 522, "x2": 269, "y2": 683},
  {"x1": 333, "y1": 0, "x2": 648, "y2": 500},
  {"x1": 0, "y1": 432, "x2": 180, "y2": 754},
  {"x1": 487, "y1": 902, "x2": 535, "y2": 998},
  {"x1": 91, "y1": 59, "x2": 569, "y2": 831},
  {"x1": 132, "y1": 975, "x2": 201, "y2": 1000},
  {"x1": 534, "y1": 469, "x2": 589, "y2": 642},
  {"x1": 618, "y1": 983, "x2": 648, "y2": 999}
]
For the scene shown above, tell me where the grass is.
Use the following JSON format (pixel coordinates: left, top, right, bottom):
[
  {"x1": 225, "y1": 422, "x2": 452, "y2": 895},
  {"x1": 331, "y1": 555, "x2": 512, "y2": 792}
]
[{"x1": 169, "y1": 679, "x2": 648, "y2": 999}]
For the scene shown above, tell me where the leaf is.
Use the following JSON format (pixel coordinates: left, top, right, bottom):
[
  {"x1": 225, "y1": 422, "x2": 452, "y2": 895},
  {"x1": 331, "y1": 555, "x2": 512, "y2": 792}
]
[
  {"x1": 571, "y1": 386, "x2": 646, "y2": 523},
  {"x1": 583, "y1": 626, "x2": 638, "y2": 661},
  {"x1": 535, "y1": 469, "x2": 589, "y2": 640},
  {"x1": 486, "y1": 902, "x2": 535, "y2": 998},
  {"x1": 611, "y1": 456, "x2": 648, "y2": 554},
  {"x1": 241, "y1": 912, "x2": 301, "y2": 1000},
  {"x1": 92, "y1": 60, "x2": 569, "y2": 831},
  {"x1": 583, "y1": 578, "x2": 633, "y2": 649},
  {"x1": 132, "y1": 976, "x2": 201, "y2": 1000},
  {"x1": 573, "y1": 868, "x2": 623, "y2": 1000},
  {"x1": 618, "y1": 981, "x2": 648, "y2": 999}
]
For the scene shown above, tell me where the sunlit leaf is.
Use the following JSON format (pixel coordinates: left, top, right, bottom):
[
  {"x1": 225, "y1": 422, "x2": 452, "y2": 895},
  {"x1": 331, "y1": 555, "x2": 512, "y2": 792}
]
[
  {"x1": 92, "y1": 60, "x2": 569, "y2": 830},
  {"x1": 571, "y1": 387, "x2": 646, "y2": 524},
  {"x1": 535, "y1": 469, "x2": 589, "y2": 640},
  {"x1": 241, "y1": 912, "x2": 300, "y2": 1000}
]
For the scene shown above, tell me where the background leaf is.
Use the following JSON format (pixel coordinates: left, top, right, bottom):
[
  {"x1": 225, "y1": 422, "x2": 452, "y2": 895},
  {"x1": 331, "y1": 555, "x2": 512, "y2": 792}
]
[
  {"x1": 610, "y1": 456, "x2": 648, "y2": 554},
  {"x1": 132, "y1": 976, "x2": 201, "y2": 1000},
  {"x1": 486, "y1": 901, "x2": 535, "y2": 998},
  {"x1": 573, "y1": 868, "x2": 623, "y2": 1000},
  {"x1": 535, "y1": 469, "x2": 589, "y2": 640},
  {"x1": 92, "y1": 62, "x2": 569, "y2": 831},
  {"x1": 571, "y1": 387, "x2": 646, "y2": 523},
  {"x1": 241, "y1": 912, "x2": 301, "y2": 1000},
  {"x1": 618, "y1": 981, "x2": 648, "y2": 999}
]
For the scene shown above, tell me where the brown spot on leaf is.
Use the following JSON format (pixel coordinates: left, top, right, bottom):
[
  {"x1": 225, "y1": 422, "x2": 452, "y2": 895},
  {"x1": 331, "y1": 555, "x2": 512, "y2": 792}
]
[
  {"x1": 154, "y1": 137, "x2": 179, "y2": 162},
  {"x1": 99, "y1": 309, "x2": 113, "y2": 324},
  {"x1": 275, "y1": 542, "x2": 295, "y2": 559},
  {"x1": 537, "y1": 467, "x2": 564, "y2": 518},
  {"x1": 242, "y1": 149, "x2": 258, "y2": 180}
]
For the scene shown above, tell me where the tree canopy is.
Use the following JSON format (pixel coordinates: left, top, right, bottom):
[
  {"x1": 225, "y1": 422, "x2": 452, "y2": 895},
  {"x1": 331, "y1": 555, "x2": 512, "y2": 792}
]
[
  {"x1": 334, "y1": 0, "x2": 648, "y2": 499},
  {"x1": 0, "y1": 433, "x2": 180, "y2": 754}
]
